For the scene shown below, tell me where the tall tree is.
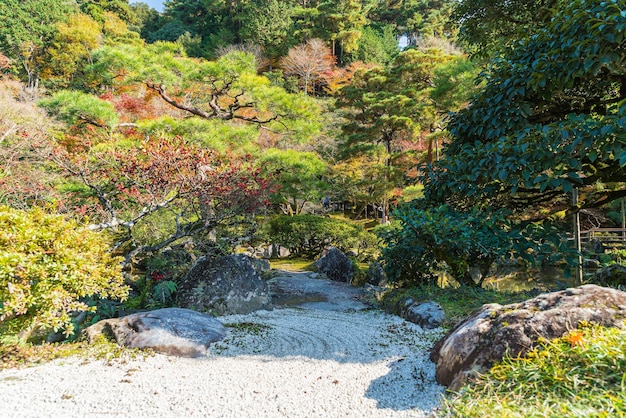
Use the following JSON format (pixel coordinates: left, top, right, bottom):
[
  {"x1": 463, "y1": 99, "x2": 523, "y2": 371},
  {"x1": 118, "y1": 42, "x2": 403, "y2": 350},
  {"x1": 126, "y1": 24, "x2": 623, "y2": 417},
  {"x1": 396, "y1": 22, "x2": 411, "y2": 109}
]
[
  {"x1": 78, "y1": 0, "x2": 136, "y2": 24},
  {"x1": 428, "y1": 0, "x2": 626, "y2": 217},
  {"x1": 452, "y1": 0, "x2": 559, "y2": 57},
  {"x1": 239, "y1": 0, "x2": 295, "y2": 66},
  {"x1": 43, "y1": 13, "x2": 102, "y2": 89},
  {"x1": 370, "y1": 0, "x2": 458, "y2": 47},
  {"x1": 317, "y1": 0, "x2": 367, "y2": 62},
  {"x1": 0, "y1": 0, "x2": 76, "y2": 90}
]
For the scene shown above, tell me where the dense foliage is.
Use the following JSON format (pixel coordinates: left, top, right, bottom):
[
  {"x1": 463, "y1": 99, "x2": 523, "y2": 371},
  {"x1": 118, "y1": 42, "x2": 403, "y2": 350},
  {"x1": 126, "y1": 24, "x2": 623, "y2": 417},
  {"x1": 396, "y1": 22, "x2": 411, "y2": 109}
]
[
  {"x1": 380, "y1": 205, "x2": 509, "y2": 286},
  {"x1": 262, "y1": 214, "x2": 376, "y2": 258},
  {"x1": 0, "y1": 205, "x2": 128, "y2": 342},
  {"x1": 382, "y1": 0, "x2": 626, "y2": 285}
]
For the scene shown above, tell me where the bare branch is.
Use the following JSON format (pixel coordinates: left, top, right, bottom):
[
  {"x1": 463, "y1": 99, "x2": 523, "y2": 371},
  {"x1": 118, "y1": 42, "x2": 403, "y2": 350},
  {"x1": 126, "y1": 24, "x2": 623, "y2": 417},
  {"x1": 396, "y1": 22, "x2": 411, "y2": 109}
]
[
  {"x1": 0, "y1": 122, "x2": 17, "y2": 143},
  {"x1": 86, "y1": 194, "x2": 179, "y2": 231},
  {"x1": 146, "y1": 81, "x2": 278, "y2": 125}
]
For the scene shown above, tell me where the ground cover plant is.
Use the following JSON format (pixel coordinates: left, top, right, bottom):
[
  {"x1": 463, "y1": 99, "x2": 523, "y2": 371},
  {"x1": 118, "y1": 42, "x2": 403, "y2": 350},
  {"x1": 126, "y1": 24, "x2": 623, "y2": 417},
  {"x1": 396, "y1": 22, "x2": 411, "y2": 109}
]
[
  {"x1": 441, "y1": 324, "x2": 626, "y2": 417},
  {"x1": 0, "y1": 335, "x2": 149, "y2": 370}
]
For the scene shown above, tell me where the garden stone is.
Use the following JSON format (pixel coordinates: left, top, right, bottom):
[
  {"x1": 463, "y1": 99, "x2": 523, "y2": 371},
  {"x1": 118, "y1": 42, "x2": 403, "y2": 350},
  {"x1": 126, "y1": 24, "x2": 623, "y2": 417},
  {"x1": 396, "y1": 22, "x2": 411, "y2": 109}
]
[
  {"x1": 367, "y1": 262, "x2": 388, "y2": 286},
  {"x1": 401, "y1": 300, "x2": 445, "y2": 329},
  {"x1": 314, "y1": 247, "x2": 354, "y2": 283},
  {"x1": 583, "y1": 258, "x2": 601, "y2": 269},
  {"x1": 430, "y1": 284, "x2": 626, "y2": 390},
  {"x1": 257, "y1": 244, "x2": 291, "y2": 259},
  {"x1": 177, "y1": 254, "x2": 271, "y2": 315},
  {"x1": 83, "y1": 308, "x2": 226, "y2": 357},
  {"x1": 590, "y1": 238, "x2": 605, "y2": 253}
]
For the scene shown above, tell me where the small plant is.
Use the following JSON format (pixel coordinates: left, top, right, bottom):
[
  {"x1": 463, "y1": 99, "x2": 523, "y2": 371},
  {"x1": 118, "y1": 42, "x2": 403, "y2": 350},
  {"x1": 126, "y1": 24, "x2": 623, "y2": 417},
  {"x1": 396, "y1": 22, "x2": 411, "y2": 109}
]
[
  {"x1": 225, "y1": 322, "x2": 271, "y2": 336},
  {"x1": 150, "y1": 275, "x2": 178, "y2": 308}
]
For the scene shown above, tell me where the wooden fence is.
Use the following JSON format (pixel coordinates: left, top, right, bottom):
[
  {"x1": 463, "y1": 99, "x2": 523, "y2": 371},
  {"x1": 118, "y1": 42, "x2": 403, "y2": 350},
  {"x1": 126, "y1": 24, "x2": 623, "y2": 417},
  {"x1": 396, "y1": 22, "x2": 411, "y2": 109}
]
[{"x1": 580, "y1": 228, "x2": 626, "y2": 246}]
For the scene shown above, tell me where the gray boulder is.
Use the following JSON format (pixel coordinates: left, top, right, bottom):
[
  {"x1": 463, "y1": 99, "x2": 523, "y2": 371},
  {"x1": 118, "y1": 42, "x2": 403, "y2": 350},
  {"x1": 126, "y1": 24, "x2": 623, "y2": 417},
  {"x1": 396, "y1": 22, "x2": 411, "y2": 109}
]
[
  {"x1": 83, "y1": 308, "x2": 226, "y2": 357},
  {"x1": 366, "y1": 262, "x2": 388, "y2": 286},
  {"x1": 177, "y1": 254, "x2": 271, "y2": 315},
  {"x1": 430, "y1": 284, "x2": 626, "y2": 390},
  {"x1": 257, "y1": 244, "x2": 291, "y2": 259},
  {"x1": 314, "y1": 247, "x2": 354, "y2": 283},
  {"x1": 401, "y1": 300, "x2": 445, "y2": 329}
]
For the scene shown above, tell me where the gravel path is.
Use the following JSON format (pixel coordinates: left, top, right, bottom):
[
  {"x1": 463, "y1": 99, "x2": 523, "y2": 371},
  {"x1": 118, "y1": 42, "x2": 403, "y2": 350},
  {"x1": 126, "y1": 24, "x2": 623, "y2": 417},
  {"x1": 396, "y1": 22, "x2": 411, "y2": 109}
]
[{"x1": 0, "y1": 276, "x2": 446, "y2": 418}]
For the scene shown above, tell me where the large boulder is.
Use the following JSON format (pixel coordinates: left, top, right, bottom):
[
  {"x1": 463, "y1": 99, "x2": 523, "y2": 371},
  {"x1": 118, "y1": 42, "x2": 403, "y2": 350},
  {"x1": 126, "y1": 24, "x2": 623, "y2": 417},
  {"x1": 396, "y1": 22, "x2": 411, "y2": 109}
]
[
  {"x1": 177, "y1": 254, "x2": 271, "y2": 315},
  {"x1": 83, "y1": 308, "x2": 226, "y2": 357},
  {"x1": 314, "y1": 247, "x2": 354, "y2": 283},
  {"x1": 430, "y1": 284, "x2": 626, "y2": 390}
]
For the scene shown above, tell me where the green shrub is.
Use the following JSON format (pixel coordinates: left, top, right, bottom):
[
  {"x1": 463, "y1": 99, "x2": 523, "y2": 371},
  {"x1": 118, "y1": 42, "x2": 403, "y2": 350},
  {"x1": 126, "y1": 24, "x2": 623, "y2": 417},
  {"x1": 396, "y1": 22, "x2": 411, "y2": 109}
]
[
  {"x1": 442, "y1": 324, "x2": 626, "y2": 417},
  {"x1": 0, "y1": 206, "x2": 129, "y2": 341},
  {"x1": 379, "y1": 205, "x2": 516, "y2": 287},
  {"x1": 260, "y1": 214, "x2": 377, "y2": 259}
]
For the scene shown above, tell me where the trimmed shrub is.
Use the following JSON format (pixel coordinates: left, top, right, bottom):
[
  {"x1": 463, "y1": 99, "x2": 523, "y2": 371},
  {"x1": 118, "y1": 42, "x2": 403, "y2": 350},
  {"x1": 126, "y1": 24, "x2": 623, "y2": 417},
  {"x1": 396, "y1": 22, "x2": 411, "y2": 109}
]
[
  {"x1": 261, "y1": 214, "x2": 377, "y2": 259},
  {"x1": 0, "y1": 206, "x2": 129, "y2": 341}
]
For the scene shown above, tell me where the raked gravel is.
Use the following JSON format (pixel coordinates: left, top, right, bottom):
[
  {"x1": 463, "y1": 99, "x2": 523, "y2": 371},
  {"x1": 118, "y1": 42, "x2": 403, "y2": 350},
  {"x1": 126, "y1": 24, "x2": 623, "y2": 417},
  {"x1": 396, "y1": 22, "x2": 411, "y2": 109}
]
[{"x1": 0, "y1": 308, "x2": 446, "y2": 418}]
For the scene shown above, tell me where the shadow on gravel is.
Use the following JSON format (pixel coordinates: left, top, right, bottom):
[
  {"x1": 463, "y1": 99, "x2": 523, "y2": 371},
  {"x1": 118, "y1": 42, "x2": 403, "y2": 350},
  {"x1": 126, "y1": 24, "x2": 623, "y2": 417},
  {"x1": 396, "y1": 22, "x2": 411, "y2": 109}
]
[{"x1": 365, "y1": 357, "x2": 444, "y2": 412}]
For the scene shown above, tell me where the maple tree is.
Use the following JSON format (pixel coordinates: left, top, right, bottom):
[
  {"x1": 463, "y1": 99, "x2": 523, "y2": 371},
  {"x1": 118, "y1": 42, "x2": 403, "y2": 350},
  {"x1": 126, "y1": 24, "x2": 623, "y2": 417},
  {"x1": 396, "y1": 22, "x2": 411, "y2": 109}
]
[{"x1": 53, "y1": 137, "x2": 272, "y2": 263}]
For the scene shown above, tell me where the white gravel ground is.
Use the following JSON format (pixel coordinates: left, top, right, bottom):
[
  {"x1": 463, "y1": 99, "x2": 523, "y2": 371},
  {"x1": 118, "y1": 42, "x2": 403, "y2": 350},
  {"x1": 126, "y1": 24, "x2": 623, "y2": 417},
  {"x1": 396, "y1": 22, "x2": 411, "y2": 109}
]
[{"x1": 0, "y1": 308, "x2": 446, "y2": 418}]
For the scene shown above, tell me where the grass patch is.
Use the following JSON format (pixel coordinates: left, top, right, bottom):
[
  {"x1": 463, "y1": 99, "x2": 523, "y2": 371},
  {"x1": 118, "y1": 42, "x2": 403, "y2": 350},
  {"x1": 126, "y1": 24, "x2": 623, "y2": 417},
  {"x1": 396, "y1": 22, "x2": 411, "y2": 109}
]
[
  {"x1": 440, "y1": 324, "x2": 626, "y2": 417},
  {"x1": 383, "y1": 285, "x2": 535, "y2": 327},
  {"x1": 269, "y1": 258, "x2": 316, "y2": 272},
  {"x1": 0, "y1": 336, "x2": 149, "y2": 370}
]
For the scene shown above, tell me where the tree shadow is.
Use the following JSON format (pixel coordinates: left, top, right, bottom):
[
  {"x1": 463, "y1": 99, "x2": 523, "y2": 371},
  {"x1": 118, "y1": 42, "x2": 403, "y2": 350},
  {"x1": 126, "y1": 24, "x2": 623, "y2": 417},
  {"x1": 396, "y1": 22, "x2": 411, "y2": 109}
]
[{"x1": 364, "y1": 356, "x2": 444, "y2": 412}]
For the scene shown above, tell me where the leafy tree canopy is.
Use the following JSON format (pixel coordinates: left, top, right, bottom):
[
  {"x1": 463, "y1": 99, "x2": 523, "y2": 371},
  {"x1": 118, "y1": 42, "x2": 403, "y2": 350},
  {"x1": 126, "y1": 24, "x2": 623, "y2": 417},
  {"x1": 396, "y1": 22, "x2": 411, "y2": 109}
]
[
  {"x1": 0, "y1": 0, "x2": 77, "y2": 89},
  {"x1": 429, "y1": 0, "x2": 626, "y2": 217},
  {"x1": 452, "y1": 0, "x2": 560, "y2": 57},
  {"x1": 88, "y1": 42, "x2": 322, "y2": 142},
  {"x1": 260, "y1": 149, "x2": 329, "y2": 215},
  {"x1": 383, "y1": 0, "x2": 626, "y2": 285}
]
